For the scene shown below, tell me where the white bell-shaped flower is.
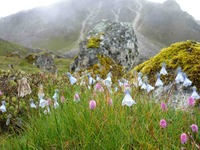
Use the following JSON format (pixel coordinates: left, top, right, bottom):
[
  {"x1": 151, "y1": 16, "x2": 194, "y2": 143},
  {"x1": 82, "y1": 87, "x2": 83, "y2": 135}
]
[
  {"x1": 52, "y1": 89, "x2": 59, "y2": 100},
  {"x1": 39, "y1": 98, "x2": 47, "y2": 108},
  {"x1": 104, "y1": 72, "x2": 112, "y2": 88},
  {"x1": 6, "y1": 114, "x2": 12, "y2": 126},
  {"x1": 122, "y1": 90, "x2": 136, "y2": 107},
  {"x1": 30, "y1": 98, "x2": 37, "y2": 108},
  {"x1": 182, "y1": 73, "x2": 192, "y2": 87},
  {"x1": 118, "y1": 79, "x2": 123, "y2": 87},
  {"x1": 160, "y1": 62, "x2": 168, "y2": 75},
  {"x1": 38, "y1": 93, "x2": 45, "y2": 100},
  {"x1": 191, "y1": 86, "x2": 200, "y2": 99},
  {"x1": 141, "y1": 81, "x2": 147, "y2": 90},
  {"x1": 146, "y1": 83, "x2": 154, "y2": 93},
  {"x1": 96, "y1": 74, "x2": 102, "y2": 82},
  {"x1": 155, "y1": 73, "x2": 163, "y2": 87},
  {"x1": 67, "y1": 72, "x2": 77, "y2": 85},
  {"x1": 0, "y1": 101, "x2": 6, "y2": 112},
  {"x1": 44, "y1": 106, "x2": 51, "y2": 115},
  {"x1": 87, "y1": 73, "x2": 96, "y2": 85},
  {"x1": 53, "y1": 99, "x2": 59, "y2": 109},
  {"x1": 175, "y1": 67, "x2": 184, "y2": 84},
  {"x1": 137, "y1": 72, "x2": 143, "y2": 86}
]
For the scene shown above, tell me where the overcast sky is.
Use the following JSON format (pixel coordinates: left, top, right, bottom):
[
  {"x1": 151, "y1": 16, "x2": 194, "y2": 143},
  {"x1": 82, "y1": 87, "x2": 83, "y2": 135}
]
[{"x1": 0, "y1": 0, "x2": 200, "y2": 20}]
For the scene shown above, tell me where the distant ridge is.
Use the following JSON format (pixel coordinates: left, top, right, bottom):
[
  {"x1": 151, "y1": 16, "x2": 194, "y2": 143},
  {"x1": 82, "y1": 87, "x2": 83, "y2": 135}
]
[{"x1": 0, "y1": 0, "x2": 200, "y2": 59}]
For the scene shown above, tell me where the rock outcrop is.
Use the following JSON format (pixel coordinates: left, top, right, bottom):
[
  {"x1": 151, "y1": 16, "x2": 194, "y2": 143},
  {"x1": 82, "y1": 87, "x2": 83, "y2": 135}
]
[
  {"x1": 25, "y1": 52, "x2": 57, "y2": 74},
  {"x1": 70, "y1": 20, "x2": 139, "y2": 72}
]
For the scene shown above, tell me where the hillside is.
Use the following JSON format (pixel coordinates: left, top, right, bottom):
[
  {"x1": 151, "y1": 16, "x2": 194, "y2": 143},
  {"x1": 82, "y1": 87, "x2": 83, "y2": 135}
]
[
  {"x1": 0, "y1": 0, "x2": 200, "y2": 59},
  {"x1": 0, "y1": 38, "x2": 31, "y2": 55}
]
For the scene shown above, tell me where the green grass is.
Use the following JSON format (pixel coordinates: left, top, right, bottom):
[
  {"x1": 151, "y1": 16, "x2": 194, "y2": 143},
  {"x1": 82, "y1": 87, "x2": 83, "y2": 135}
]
[
  {"x1": 0, "y1": 56, "x2": 72, "y2": 74},
  {"x1": 0, "y1": 56, "x2": 40, "y2": 73},
  {"x1": 54, "y1": 58, "x2": 72, "y2": 74},
  {"x1": 0, "y1": 83, "x2": 199, "y2": 149},
  {"x1": 0, "y1": 39, "x2": 30, "y2": 56}
]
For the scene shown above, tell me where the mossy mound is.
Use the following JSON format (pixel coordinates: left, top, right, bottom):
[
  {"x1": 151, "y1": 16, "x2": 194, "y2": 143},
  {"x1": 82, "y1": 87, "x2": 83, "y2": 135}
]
[
  {"x1": 86, "y1": 35, "x2": 101, "y2": 49},
  {"x1": 79, "y1": 54, "x2": 124, "y2": 83},
  {"x1": 127, "y1": 40, "x2": 200, "y2": 89}
]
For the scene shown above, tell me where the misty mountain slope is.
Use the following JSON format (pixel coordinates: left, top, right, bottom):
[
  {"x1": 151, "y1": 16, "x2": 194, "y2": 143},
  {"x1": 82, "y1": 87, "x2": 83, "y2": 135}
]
[
  {"x1": 137, "y1": 0, "x2": 200, "y2": 46},
  {"x1": 0, "y1": 0, "x2": 200, "y2": 59}
]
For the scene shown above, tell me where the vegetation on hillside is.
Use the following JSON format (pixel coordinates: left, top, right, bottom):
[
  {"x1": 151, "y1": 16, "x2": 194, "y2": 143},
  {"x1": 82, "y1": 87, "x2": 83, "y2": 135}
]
[
  {"x1": 0, "y1": 73, "x2": 199, "y2": 149},
  {"x1": 0, "y1": 40, "x2": 199, "y2": 149},
  {"x1": 0, "y1": 38, "x2": 30, "y2": 56},
  {"x1": 127, "y1": 40, "x2": 200, "y2": 89}
]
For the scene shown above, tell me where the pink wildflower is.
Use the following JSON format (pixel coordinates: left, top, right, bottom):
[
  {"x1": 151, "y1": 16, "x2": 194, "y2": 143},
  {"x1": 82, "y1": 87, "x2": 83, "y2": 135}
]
[
  {"x1": 190, "y1": 124, "x2": 198, "y2": 133},
  {"x1": 61, "y1": 96, "x2": 65, "y2": 103},
  {"x1": 108, "y1": 97, "x2": 113, "y2": 106},
  {"x1": 74, "y1": 93, "x2": 80, "y2": 102},
  {"x1": 160, "y1": 102, "x2": 168, "y2": 111},
  {"x1": 95, "y1": 83, "x2": 104, "y2": 92},
  {"x1": 159, "y1": 119, "x2": 167, "y2": 128},
  {"x1": 0, "y1": 90, "x2": 2, "y2": 96},
  {"x1": 47, "y1": 98, "x2": 52, "y2": 106},
  {"x1": 180, "y1": 133, "x2": 187, "y2": 144},
  {"x1": 89, "y1": 100, "x2": 96, "y2": 110},
  {"x1": 188, "y1": 97, "x2": 195, "y2": 107}
]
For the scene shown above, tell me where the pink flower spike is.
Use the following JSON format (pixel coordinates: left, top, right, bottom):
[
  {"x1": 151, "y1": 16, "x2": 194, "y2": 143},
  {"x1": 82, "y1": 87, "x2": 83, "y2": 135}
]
[
  {"x1": 159, "y1": 119, "x2": 167, "y2": 128},
  {"x1": 190, "y1": 124, "x2": 198, "y2": 133},
  {"x1": 95, "y1": 83, "x2": 104, "y2": 92},
  {"x1": 161, "y1": 102, "x2": 167, "y2": 111},
  {"x1": 89, "y1": 100, "x2": 96, "y2": 110},
  {"x1": 188, "y1": 97, "x2": 195, "y2": 107},
  {"x1": 61, "y1": 96, "x2": 65, "y2": 103},
  {"x1": 108, "y1": 98, "x2": 113, "y2": 106},
  {"x1": 74, "y1": 93, "x2": 80, "y2": 102},
  {"x1": 180, "y1": 133, "x2": 188, "y2": 144},
  {"x1": 124, "y1": 83, "x2": 130, "y2": 88},
  {"x1": 0, "y1": 90, "x2": 2, "y2": 96},
  {"x1": 47, "y1": 98, "x2": 52, "y2": 106}
]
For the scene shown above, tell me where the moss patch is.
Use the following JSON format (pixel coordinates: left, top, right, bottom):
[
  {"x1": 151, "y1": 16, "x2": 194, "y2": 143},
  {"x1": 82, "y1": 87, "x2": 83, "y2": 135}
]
[
  {"x1": 127, "y1": 40, "x2": 200, "y2": 89},
  {"x1": 79, "y1": 54, "x2": 124, "y2": 83},
  {"x1": 87, "y1": 36, "x2": 101, "y2": 49}
]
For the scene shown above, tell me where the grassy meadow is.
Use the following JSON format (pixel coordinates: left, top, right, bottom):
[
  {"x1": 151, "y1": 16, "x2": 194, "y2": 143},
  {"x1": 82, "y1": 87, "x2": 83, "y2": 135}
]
[{"x1": 0, "y1": 73, "x2": 199, "y2": 149}]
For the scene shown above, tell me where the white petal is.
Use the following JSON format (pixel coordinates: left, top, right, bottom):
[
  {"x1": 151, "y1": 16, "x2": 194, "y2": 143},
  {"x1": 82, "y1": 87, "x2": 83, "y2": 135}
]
[
  {"x1": 183, "y1": 78, "x2": 192, "y2": 87},
  {"x1": 30, "y1": 102, "x2": 37, "y2": 108},
  {"x1": 70, "y1": 76, "x2": 77, "y2": 85},
  {"x1": 191, "y1": 91, "x2": 200, "y2": 99},
  {"x1": 147, "y1": 84, "x2": 154, "y2": 93},
  {"x1": 138, "y1": 77, "x2": 143, "y2": 86},
  {"x1": 122, "y1": 93, "x2": 136, "y2": 107},
  {"x1": 160, "y1": 67, "x2": 168, "y2": 75},
  {"x1": 39, "y1": 99, "x2": 47, "y2": 108},
  {"x1": 175, "y1": 73, "x2": 184, "y2": 83},
  {"x1": 141, "y1": 83, "x2": 147, "y2": 90},
  {"x1": 0, "y1": 105, "x2": 6, "y2": 112},
  {"x1": 155, "y1": 78, "x2": 163, "y2": 87}
]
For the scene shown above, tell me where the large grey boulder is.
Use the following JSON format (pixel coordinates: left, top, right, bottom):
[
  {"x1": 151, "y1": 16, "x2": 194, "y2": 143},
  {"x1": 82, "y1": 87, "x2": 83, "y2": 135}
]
[
  {"x1": 25, "y1": 52, "x2": 57, "y2": 74},
  {"x1": 70, "y1": 20, "x2": 139, "y2": 72}
]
